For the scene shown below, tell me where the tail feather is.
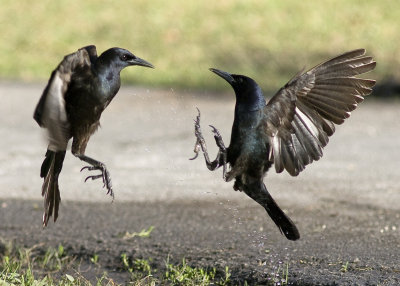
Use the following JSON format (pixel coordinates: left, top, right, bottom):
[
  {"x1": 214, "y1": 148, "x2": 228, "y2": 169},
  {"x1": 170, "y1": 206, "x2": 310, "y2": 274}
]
[
  {"x1": 242, "y1": 181, "x2": 300, "y2": 240},
  {"x1": 40, "y1": 150, "x2": 65, "y2": 227}
]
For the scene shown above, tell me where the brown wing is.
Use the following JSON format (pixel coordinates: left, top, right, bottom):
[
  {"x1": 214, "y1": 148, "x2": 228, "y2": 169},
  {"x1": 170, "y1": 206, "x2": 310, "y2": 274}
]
[
  {"x1": 33, "y1": 45, "x2": 97, "y2": 151},
  {"x1": 262, "y1": 49, "x2": 376, "y2": 176}
]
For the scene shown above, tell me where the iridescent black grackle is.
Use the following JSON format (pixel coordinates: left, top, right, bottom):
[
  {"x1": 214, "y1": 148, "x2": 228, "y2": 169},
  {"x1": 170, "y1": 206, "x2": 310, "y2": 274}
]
[{"x1": 191, "y1": 49, "x2": 376, "y2": 240}]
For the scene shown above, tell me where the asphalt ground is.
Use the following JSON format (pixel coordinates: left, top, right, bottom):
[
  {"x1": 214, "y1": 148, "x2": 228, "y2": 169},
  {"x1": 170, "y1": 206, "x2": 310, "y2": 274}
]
[{"x1": 0, "y1": 82, "x2": 399, "y2": 285}]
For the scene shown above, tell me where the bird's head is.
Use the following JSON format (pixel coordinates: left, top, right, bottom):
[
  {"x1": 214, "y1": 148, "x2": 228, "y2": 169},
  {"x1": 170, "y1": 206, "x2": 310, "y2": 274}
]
[
  {"x1": 209, "y1": 68, "x2": 265, "y2": 111},
  {"x1": 99, "y1": 47, "x2": 154, "y2": 70}
]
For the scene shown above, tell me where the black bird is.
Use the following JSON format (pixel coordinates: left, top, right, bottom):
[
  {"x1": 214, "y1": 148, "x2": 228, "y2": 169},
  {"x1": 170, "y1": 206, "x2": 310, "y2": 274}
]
[
  {"x1": 191, "y1": 49, "x2": 376, "y2": 240},
  {"x1": 34, "y1": 45, "x2": 154, "y2": 226}
]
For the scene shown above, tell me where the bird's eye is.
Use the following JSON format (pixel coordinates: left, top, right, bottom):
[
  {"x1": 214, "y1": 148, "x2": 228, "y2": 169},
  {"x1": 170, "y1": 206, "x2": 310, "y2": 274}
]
[{"x1": 121, "y1": 54, "x2": 129, "y2": 61}]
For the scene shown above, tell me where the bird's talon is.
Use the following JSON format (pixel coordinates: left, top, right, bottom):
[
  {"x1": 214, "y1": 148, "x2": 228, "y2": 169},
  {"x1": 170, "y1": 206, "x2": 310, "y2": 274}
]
[
  {"x1": 80, "y1": 162, "x2": 113, "y2": 198},
  {"x1": 80, "y1": 166, "x2": 90, "y2": 172},
  {"x1": 189, "y1": 152, "x2": 199, "y2": 160},
  {"x1": 84, "y1": 174, "x2": 101, "y2": 182},
  {"x1": 209, "y1": 125, "x2": 221, "y2": 136}
]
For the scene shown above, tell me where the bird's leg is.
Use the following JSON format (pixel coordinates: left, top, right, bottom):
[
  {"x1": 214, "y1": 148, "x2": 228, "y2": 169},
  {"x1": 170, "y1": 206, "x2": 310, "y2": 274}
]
[
  {"x1": 209, "y1": 125, "x2": 228, "y2": 179},
  {"x1": 189, "y1": 108, "x2": 227, "y2": 175},
  {"x1": 189, "y1": 108, "x2": 209, "y2": 161},
  {"x1": 75, "y1": 154, "x2": 114, "y2": 200}
]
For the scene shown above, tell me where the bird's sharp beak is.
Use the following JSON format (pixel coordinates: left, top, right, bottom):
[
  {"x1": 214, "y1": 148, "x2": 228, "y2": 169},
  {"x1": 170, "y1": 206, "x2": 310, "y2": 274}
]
[
  {"x1": 129, "y1": 57, "x2": 155, "y2": 68},
  {"x1": 209, "y1": 68, "x2": 235, "y2": 84}
]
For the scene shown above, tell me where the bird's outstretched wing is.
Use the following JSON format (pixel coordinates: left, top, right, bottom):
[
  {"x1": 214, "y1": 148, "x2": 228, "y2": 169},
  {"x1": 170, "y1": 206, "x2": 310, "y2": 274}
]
[
  {"x1": 33, "y1": 45, "x2": 97, "y2": 151},
  {"x1": 262, "y1": 49, "x2": 376, "y2": 176}
]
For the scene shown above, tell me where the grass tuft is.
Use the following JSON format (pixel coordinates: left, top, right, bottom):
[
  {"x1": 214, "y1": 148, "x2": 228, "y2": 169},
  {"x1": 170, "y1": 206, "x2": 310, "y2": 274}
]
[
  {"x1": 118, "y1": 226, "x2": 154, "y2": 240},
  {"x1": 0, "y1": 242, "x2": 105, "y2": 286}
]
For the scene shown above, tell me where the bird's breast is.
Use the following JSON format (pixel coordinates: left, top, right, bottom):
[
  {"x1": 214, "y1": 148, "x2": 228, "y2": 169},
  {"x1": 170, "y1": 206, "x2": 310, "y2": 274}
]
[{"x1": 229, "y1": 125, "x2": 268, "y2": 164}]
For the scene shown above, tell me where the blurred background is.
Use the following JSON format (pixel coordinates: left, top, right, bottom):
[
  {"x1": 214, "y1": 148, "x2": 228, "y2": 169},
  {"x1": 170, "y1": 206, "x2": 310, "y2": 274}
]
[{"x1": 1, "y1": 0, "x2": 398, "y2": 93}]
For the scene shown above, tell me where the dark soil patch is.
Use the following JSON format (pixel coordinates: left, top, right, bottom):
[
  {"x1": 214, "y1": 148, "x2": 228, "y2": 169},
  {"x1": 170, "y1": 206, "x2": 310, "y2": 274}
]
[{"x1": 1, "y1": 199, "x2": 399, "y2": 285}]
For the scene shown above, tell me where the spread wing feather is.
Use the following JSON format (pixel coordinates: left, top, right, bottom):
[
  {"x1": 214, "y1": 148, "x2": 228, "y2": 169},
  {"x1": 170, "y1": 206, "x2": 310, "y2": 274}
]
[{"x1": 262, "y1": 49, "x2": 376, "y2": 176}]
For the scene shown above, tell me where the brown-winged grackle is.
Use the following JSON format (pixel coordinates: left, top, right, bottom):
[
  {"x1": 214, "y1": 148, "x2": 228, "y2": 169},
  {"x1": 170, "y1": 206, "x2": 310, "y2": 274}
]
[{"x1": 34, "y1": 45, "x2": 154, "y2": 226}]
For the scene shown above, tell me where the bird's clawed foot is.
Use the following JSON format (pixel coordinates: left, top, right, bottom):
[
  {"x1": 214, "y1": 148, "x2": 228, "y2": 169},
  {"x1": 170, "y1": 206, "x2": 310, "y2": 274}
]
[
  {"x1": 209, "y1": 124, "x2": 228, "y2": 178},
  {"x1": 190, "y1": 107, "x2": 205, "y2": 160},
  {"x1": 209, "y1": 125, "x2": 226, "y2": 152},
  {"x1": 80, "y1": 164, "x2": 114, "y2": 200},
  {"x1": 189, "y1": 107, "x2": 228, "y2": 175}
]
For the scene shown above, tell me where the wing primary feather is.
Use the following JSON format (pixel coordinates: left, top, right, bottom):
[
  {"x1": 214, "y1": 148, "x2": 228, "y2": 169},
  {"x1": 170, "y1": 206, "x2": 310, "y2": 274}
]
[
  {"x1": 315, "y1": 49, "x2": 366, "y2": 68},
  {"x1": 302, "y1": 95, "x2": 355, "y2": 118},
  {"x1": 306, "y1": 92, "x2": 358, "y2": 111},
  {"x1": 291, "y1": 132, "x2": 308, "y2": 168},
  {"x1": 263, "y1": 49, "x2": 375, "y2": 177},
  {"x1": 296, "y1": 101, "x2": 336, "y2": 136},
  {"x1": 309, "y1": 87, "x2": 365, "y2": 105},
  {"x1": 316, "y1": 60, "x2": 376, "y2": 79},
  {"x1": 281, "y1": 141, "x2": 298, "y2": 176},
  {"x1": 292, "y1": 113, "x2": 324, "y2": 159},
  {"x1": 272, "y1": 136, "x2": 284, "y2": 173}
]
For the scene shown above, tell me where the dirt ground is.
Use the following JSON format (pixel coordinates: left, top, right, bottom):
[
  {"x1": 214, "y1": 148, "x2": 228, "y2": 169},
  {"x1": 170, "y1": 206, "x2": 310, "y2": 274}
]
[{"x1": 0, "y1": 82, "x2": 399, "y2": 285}]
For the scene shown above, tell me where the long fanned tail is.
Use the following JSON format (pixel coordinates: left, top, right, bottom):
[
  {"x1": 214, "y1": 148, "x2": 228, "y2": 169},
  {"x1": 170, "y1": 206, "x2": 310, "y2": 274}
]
[
  {"x1": 40, "y1": 150, "x2": 66, "y2": 227},
  {"x1": 242, "y1": 181, "x2": 300, "y2": 240}
]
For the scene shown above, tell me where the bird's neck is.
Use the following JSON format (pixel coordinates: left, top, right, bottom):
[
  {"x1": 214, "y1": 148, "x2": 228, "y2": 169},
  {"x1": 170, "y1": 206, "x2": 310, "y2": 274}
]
[
  {"x1": 235, "y1": 86, "x2": 266, "y2": 113},
  {"x1": 93, "y1": 61, "x2": 122, "y2": 103}
]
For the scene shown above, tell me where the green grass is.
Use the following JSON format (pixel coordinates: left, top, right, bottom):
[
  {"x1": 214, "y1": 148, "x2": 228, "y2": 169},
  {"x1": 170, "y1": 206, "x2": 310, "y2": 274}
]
[
  {"x1": 0, "y1": 243, "x2": 97, "y2": 286},
  {"x1": 117, "y1": 226, "x2": 154, "y2": 240},
  {"x1": 1, "y1": 0, "x2": 395, "y2": 92},
  {"x1": 1, "y1": 242, "x2": 235, "y2": 286},
  {"x1": 0, "y1": 241, "x2": 292, "y2": 285},
  {"x1": 120, "y1": 254, "x2": 232, "y2": 285}
]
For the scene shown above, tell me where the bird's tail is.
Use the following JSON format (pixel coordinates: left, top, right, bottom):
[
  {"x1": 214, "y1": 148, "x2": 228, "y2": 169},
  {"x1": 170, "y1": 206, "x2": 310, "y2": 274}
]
[
  {"x1": 242, "y1": 182, "x2": 300, "y2": 241},
  {"x1": 40, "y1": 149, "x2": 66, "y2": 227}
]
